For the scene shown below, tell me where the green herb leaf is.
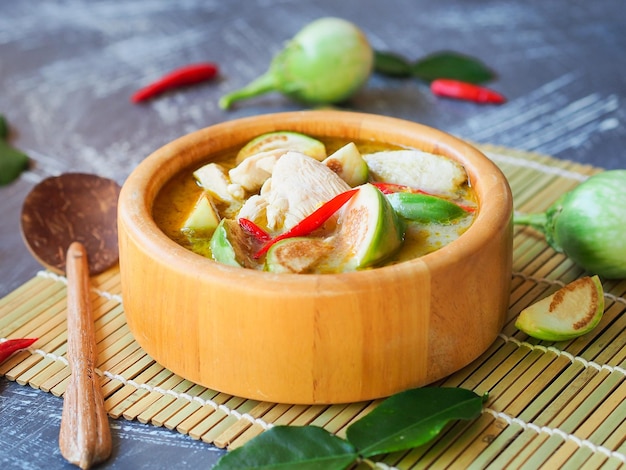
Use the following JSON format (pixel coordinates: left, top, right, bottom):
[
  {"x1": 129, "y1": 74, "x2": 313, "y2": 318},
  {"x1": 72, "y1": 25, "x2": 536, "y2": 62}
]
[
  {"x1": 213, "y1": 425, "x2": 358, "y2": 470},
  {"x1": 0, "y1": 115, "x2": 9, "y2": 140},
  {"x1": 412, "y1": 51, "x2": 496, "y2": 84},
  {"x1": 0, "y1": 115, "x2": 29, "y2": 186},
  {"x1": 0, "y1": 143, "x2": 30, "y2": 185},
  {"x1": 346, "y1": 387, "x2": 485, "y2": 458},
  {"x1": 373, "y1": 50, "x2": 414, "y2": 77}
]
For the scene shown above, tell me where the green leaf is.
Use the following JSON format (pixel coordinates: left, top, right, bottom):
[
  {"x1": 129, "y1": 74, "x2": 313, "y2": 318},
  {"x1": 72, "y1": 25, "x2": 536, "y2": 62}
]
[
  {"x1": 213, "y1": 425, "x2": 358, "y2": 470},
  {"x1": 0, "y1": 115, "x2": 9, "y2": 140},
  {"x1": 412, "y1": 51, "x2": 496, "y2": 84},
  {"x1": 0, "y1": 116, "x2": 29, "y2": 186},
  {"x1": 373, "y1": 50, "x2": 413, "y2": 78},
  {"x1": 346, "y1": 387, "x2": 485, "y2": 458}
]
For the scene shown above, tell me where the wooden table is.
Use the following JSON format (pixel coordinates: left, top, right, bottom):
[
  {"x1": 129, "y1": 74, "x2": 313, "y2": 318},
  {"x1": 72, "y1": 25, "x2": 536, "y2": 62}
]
[{"x1": 1, "y1": 1, "x2": 624, "y2": 468}]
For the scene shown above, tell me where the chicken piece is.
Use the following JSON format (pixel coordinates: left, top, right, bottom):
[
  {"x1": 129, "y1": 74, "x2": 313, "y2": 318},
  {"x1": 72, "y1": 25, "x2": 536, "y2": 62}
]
[
  {"x1": 193, "y1": 163, "x2": 244, "y2": 217},
  {"x1": 363, "y1": 150, "x2": 467, "y2": 196},
  {"x1": 228, "y1": 149, "x2": 285, "y2": 193},
  {"x1": 235, "y1": 194, "x2": 269, "y2": 227},
  {"x1": 237, "y1": 151, "x2": 351, "y2": 231}
]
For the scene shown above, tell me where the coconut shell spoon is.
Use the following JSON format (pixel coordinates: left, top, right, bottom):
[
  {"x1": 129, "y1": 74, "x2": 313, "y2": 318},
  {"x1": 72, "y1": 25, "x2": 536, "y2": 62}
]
[{"x1": 20, "y1": 173, "x2": 120, "y2": 469}]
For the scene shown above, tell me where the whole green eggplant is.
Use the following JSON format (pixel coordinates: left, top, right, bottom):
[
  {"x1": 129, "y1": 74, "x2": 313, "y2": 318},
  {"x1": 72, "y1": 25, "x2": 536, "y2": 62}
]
[
  {"x1": 219, "y1": 17, "x2": 373, "y2": 109},
  {"x1": 514, "y1": 170, "x2": 626, "y2": 279}
]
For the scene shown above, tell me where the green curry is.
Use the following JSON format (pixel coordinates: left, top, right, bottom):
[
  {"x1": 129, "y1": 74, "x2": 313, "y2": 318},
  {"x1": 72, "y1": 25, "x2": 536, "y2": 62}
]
[{"x1": 153, "y1": 132, "x2": 476, "y2": 273}]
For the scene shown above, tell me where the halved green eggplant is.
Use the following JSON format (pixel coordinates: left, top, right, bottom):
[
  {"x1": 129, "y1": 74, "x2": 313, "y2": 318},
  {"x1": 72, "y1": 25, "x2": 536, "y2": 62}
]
[
  {"x1": 334, "y1": 183, "x2": 405, "y2": 270},
  {"x1": 323, "y1": 142, "x2": 369, "y2": 187},
  {"x1": 210, "y1": 219, "x2": 262, "y2": 268},
  {"x1": 236, "y1": 131, "x2": 326, "y2": 163},
  {"x1": 265, "y1": 237, "x2": 333, "y2": 273}
]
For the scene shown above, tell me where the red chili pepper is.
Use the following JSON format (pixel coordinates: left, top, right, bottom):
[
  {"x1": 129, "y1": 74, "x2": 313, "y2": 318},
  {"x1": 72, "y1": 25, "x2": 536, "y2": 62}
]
[
  {"x1": 238, "y1": 218, "x2": 271, "y2": 242},
  {"x1": 254, "y1": 189, "x2": 359, "y2": 259},
  {"x1": 430, "y1": 79, "x2": 506, "y2": 104},
  {"x1": 372, "y1": 182, "x2": 429, "y2": 195},
  {"x1": 0, "y1": 338, "x2": 38, "y2": 363},
  {"x1": 131, "y1": 63, "x2": 219, "y2": 103}
]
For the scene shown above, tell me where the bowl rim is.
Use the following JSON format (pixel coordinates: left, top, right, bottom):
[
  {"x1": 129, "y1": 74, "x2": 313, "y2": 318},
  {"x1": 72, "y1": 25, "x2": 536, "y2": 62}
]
[{"x1": 118, "y1": 110, "x2": 512, "y2": 289}]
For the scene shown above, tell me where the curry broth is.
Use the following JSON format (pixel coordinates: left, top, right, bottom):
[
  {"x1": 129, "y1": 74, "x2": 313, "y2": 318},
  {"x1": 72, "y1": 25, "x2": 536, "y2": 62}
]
[{"x1": 153, "y1": 137, "x2": 477, "y2": 269}]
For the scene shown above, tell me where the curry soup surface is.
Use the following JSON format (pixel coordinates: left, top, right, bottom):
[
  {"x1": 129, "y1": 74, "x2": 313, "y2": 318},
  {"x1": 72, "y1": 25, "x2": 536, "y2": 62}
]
[{"x1": 153, "y1": 136, "x2": 477, "y2": 271}]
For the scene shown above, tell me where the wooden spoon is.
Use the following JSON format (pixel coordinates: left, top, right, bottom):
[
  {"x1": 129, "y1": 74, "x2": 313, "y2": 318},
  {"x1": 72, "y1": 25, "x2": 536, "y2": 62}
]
[{"x1": 20, "y1": 173, "x2": 120, "y2": 469}]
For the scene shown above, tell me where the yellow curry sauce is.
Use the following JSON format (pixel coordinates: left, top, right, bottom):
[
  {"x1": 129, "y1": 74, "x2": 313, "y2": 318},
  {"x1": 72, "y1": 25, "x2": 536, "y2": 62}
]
[{"x1": 153, "y1": 137, "x2": 477, "y2": 271}]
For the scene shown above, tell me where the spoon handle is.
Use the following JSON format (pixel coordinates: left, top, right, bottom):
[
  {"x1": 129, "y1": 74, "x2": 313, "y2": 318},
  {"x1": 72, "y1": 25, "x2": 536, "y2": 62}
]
[{"x1": 59, "y1": 242, "x2": 112, "y2": 469}]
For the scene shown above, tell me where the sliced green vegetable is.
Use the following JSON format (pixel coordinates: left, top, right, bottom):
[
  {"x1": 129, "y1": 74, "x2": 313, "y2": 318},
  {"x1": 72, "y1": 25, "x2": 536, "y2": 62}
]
[
  {"x1": 219, "y1": 17, "x2": 373, "y2": 109},
  {"x1": 236, "y1": 131, "x2": 326, "y2": 164},
  {"x1": 0, "y1": 114, "x2": 29, "y2": 186},
  {"x1": 514, "y1": 170, "x2": 626, "y2": 279},
  {"x1": 346, "y1": 387, "x2": 485, "y2": 458},
  {"x1": 322, "y1": 142, "x2": 368, "y2": 187},
  {"x1": 213, "y1": 425, "x2": 357, "y2": 470},
  {"x1": 209, "y1": 218, "x2": 260, "y2": 268},
  {"x1": 180, "y1": 193, "x2": 220, "y2": 236},
  {"x1": 209, "y1": 219, "x2": 240, "y2": 267},
  {"x1": 265, "y1": 237, "x2": 332, "y2": 273},
  {"x1": 386, "y1": 191, "x2": 467, "y2": 224},
  {"x1": 334, "y1": 183, "x2": 405, "y2": 269},
  {"x1": 373, "y1": 50, "x2": 413, "y2": 77},
  {"x1": 411, "y1": 51, "x2": 496, "y2": 84},
  {"x1": 515, "y1": 275, "x2": 604, "y2": 341}
]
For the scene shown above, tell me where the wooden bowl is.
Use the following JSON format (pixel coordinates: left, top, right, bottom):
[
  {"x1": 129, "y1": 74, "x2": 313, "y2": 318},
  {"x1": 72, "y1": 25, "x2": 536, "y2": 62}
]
[{"x1": 118, "y1": 111, "x2": 513, "y2": 404}]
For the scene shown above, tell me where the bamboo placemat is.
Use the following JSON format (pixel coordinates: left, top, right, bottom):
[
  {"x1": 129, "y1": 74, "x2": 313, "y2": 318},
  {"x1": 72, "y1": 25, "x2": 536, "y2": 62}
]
[{"x1": 1, "y1": 145, "x2": 625, "y2": 469}]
